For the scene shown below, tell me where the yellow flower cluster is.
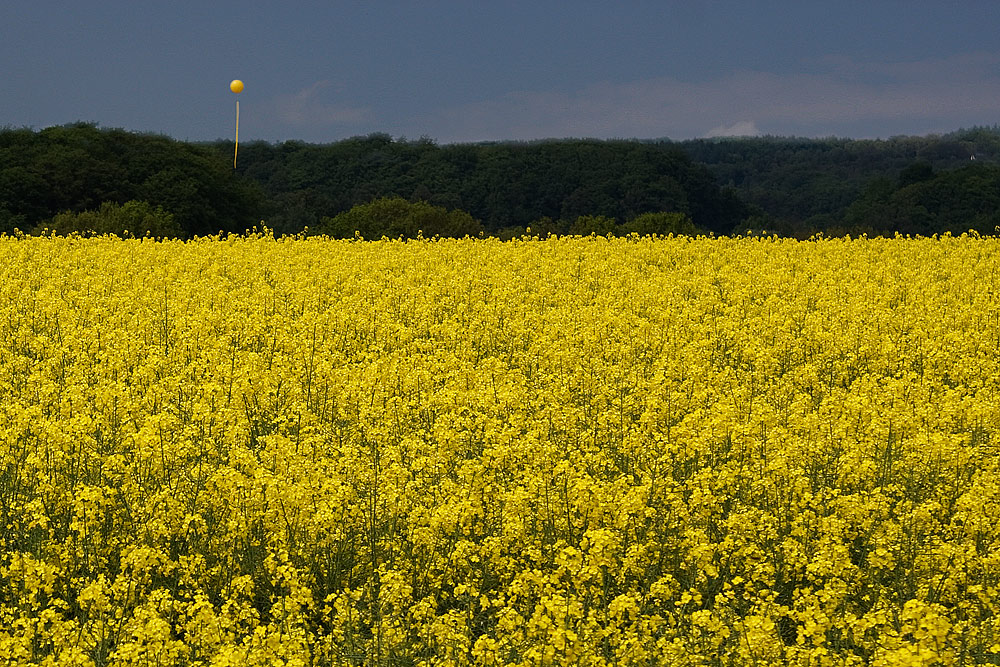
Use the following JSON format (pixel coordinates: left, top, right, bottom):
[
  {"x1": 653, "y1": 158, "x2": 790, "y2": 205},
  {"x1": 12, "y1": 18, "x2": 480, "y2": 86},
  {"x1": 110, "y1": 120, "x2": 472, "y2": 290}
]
[{"x1": 0, "y1": 231, "x2": 998, "y2": 666}]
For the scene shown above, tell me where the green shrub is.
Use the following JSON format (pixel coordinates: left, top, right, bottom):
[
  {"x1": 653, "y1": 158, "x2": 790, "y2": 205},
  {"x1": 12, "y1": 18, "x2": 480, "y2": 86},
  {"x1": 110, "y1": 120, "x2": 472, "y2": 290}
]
[
  {"x1": 38, "y1": 200, "x2": 184, "y2": 238},
  {"x1": 568, "y1": 215, "x2": 618, "y2": 236},
  {"x1": 317, "y1": 197, "x2": 482, "y2": 239},
  {"x1": 623, "y1": 212, "x2": 699, "y2": 236},
  {"x1": 526, "y1": 216, "x2": 562, "y2": 237}
]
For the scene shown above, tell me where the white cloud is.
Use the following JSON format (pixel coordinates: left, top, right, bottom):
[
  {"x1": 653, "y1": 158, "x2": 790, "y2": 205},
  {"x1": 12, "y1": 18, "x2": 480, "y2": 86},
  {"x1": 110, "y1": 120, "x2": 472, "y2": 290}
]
[
  {"x1": 269, "y1": 80, "x2": 370, "y2": 128},
  {"x1": 706, "y1": 120, "x2": 761, "y2": 138},
  {"x1": 424, "y1": 52, "x2": 1000, "y2": 142}
]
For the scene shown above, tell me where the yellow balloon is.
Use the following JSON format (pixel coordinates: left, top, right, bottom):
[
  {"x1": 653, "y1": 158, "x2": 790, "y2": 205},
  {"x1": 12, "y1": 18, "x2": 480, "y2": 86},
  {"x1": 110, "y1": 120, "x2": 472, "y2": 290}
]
[{"x1": 230, "y1": 79, "x2": 244, "y2": 94}]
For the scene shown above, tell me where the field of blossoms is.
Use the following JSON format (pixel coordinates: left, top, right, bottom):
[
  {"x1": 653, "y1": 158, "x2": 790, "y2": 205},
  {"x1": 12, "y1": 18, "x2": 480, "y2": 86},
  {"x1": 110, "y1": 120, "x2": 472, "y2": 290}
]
[{"x1": 1, "y1": 232, "x2": 998, "y2": 666}]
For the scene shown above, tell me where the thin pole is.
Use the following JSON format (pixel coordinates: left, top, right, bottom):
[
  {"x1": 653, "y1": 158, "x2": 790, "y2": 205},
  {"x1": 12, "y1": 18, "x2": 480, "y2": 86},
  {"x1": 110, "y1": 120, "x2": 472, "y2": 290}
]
[{"x1": 234, "y1": 100, "x2": 240, "y2": 169}]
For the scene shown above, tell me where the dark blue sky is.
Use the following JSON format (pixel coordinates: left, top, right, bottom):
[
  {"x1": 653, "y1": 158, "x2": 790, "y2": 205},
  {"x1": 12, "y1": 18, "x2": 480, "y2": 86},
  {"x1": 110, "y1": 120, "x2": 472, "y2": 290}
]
[{"x1": 4, "y1": 1, "x2": 1000, "y2": 143}]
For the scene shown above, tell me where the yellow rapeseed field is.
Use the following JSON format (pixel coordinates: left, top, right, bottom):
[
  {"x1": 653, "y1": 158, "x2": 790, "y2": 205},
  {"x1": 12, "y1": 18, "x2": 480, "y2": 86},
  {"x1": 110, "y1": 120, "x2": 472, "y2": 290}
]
[{"x1": 0, "y1": 232, "x2": 998, "y2": 666}]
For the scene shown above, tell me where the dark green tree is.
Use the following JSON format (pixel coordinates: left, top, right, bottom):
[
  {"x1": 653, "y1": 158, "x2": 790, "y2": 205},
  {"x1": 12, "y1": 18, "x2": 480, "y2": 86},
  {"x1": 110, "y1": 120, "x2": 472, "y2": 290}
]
[
  {"x1": 317, "y1": 197, "x2": 482, "y2": 239},
  {"x1": 898, "y1": 161, "x2": 935, "y2": 188}
]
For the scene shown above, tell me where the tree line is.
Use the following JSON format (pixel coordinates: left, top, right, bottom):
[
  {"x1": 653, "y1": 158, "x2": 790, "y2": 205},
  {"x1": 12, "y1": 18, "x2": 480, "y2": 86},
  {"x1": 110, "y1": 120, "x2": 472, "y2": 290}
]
[
  {"x1": 222, "y1": 133, "x2": 748, "y2": 237},
  {"x1": 0, "y1": 123, "x2": 260, "y2": 237},
  {"x1": 2, "y1": 122, "x2": 1000, "y2": 238},
  {"x1": 683, "y1": 127, "x2": 1000, "y2": 236}
]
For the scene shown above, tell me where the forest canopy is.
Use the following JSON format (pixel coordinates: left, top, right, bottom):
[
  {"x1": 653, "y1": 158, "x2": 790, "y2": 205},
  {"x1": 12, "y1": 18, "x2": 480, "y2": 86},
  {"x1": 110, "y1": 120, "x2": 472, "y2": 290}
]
[
  {"x1": 0, "y1": 123, "x2": 261, "y2": 237},
  {"x1": 2, "y1": 123, "x2": 1000, "y2": 238}
]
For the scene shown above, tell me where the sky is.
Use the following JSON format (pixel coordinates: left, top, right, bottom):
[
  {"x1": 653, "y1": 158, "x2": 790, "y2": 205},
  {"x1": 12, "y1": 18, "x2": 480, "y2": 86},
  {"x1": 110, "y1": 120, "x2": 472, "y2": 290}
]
[{"x1": 3, "y1": 1, "x2": 1000, "y2": 145}]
